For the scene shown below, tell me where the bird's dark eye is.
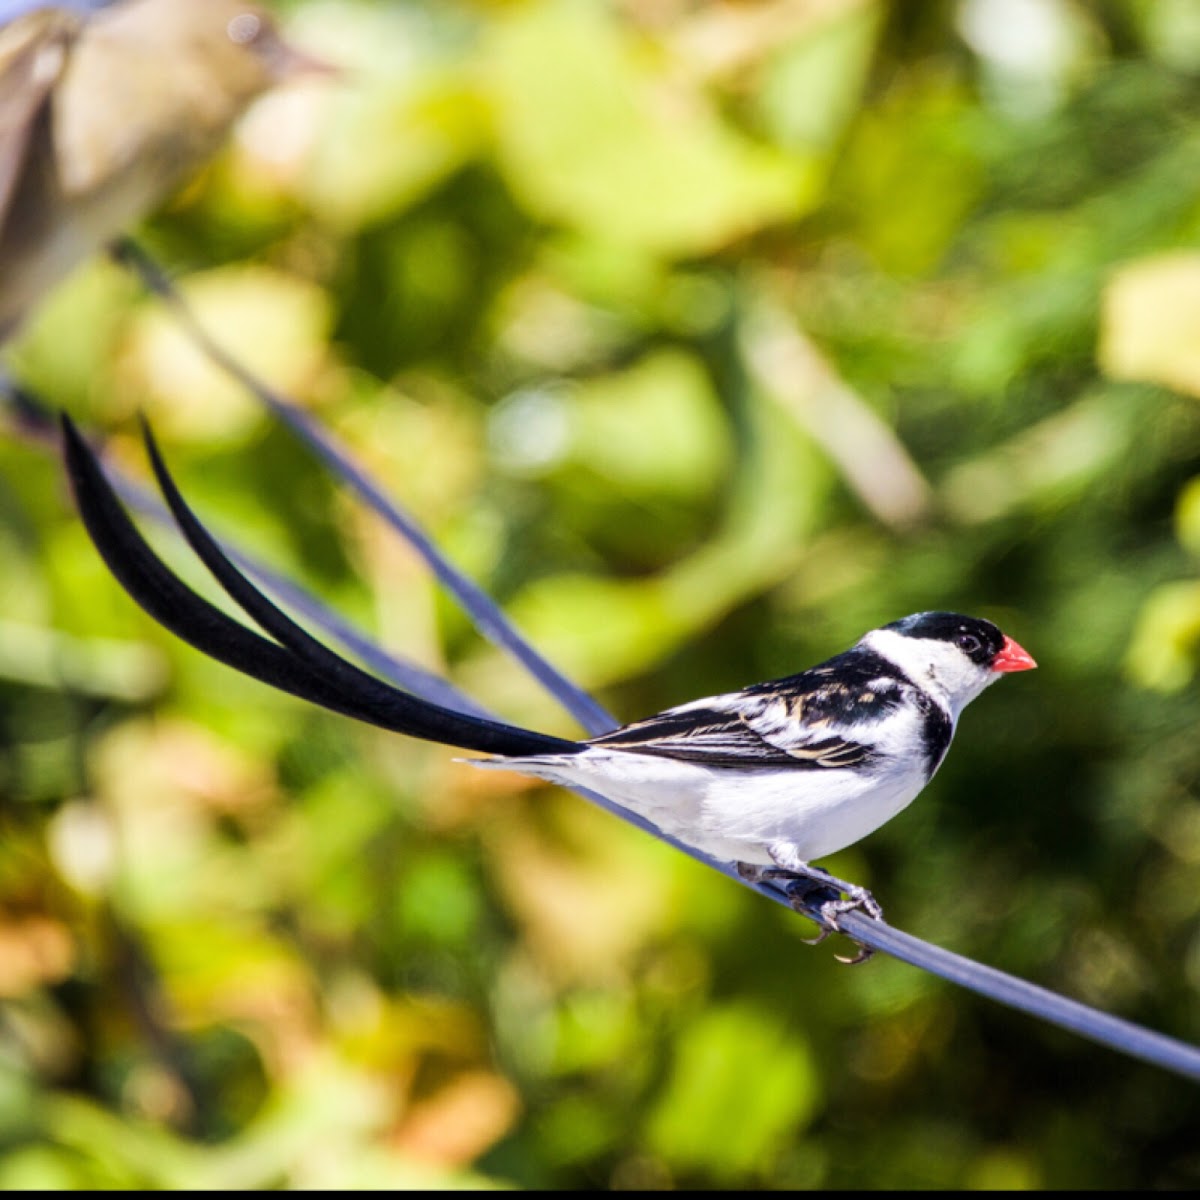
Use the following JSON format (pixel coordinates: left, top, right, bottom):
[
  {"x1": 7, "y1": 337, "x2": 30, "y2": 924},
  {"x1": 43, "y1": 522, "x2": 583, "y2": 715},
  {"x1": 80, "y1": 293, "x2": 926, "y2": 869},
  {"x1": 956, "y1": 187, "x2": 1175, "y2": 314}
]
[
  {"x1": 956, "y1": 633, "x2": 982, "y2": 657},
  {"x1": 228, "y1": 13, "x2": 264, "y2": 45}
]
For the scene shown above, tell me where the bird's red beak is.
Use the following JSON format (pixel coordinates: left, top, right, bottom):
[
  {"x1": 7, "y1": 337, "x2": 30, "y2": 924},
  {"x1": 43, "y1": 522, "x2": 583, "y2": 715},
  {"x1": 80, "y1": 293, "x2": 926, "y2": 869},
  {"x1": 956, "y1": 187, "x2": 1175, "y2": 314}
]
[{"x1": 991, "y1": 636, "x2": 1037, "y2": 673}]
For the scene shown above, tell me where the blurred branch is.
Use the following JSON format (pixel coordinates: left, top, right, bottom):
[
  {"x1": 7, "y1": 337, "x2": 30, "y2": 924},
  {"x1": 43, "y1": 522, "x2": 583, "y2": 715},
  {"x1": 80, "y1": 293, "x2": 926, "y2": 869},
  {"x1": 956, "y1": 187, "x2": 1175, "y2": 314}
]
[
  {"x1": 112, "y1": 239, "x2": 618, "y2": 738},
  {"x1": 742, "y1": 290, "x2": 935, "y2": 529},
  {"x1": 106, "y1": 905, "x2": 204, "y2": 1135}
]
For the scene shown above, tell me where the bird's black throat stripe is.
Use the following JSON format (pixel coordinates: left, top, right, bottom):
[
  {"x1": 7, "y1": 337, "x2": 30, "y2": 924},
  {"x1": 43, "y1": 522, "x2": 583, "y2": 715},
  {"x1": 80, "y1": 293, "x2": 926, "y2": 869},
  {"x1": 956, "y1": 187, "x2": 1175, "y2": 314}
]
[{"x1": 914, "y1": 691, "x2": 953, "y2": 777}]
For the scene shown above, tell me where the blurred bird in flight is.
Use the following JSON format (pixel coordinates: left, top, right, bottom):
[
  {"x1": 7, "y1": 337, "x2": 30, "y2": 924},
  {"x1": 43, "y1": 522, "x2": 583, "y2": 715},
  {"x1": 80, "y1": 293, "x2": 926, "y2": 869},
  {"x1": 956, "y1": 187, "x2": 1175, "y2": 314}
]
[{"x1": 0, "y1": 0, "x2": 325, "y2": 341}]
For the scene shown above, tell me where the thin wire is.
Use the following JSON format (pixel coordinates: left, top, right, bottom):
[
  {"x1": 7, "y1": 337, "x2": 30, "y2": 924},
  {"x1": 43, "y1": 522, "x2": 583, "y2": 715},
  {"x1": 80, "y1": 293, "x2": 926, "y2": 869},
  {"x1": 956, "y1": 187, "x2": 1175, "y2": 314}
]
[
  {"x1": 113, "y1": 239, "x2": 618, "y2": 738},
  {"x1": 10, "y1": 363, "x2": 1200, "y2": 1088},
  {"x1": 834, "y1": 909, "x2": 1200, "y2": 1082}
]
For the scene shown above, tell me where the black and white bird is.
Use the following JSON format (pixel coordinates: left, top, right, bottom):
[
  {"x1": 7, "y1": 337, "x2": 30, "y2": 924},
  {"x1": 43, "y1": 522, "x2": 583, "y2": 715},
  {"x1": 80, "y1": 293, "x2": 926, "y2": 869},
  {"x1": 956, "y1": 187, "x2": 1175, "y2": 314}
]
[{"x1": 60, "y1": 417, "x2": 1036, "y2": 956}]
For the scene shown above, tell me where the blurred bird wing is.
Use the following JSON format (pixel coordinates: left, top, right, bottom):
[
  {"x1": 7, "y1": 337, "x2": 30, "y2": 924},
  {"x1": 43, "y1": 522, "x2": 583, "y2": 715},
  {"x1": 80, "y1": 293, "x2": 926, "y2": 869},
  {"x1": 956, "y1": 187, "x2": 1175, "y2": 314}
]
[
  {"x1": 50, "y1": 4, "x2": 162, "y2": 198},
  {"x1": 0, "y1": 9, "x2": 78, "y2": 231}
]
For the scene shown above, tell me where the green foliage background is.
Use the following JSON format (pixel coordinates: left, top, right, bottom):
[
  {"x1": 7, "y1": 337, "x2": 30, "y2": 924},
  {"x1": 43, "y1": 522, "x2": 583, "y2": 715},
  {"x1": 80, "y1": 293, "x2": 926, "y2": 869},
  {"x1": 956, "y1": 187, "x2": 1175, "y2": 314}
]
[{"x1": 3, "y1": 0, "x2": 1200, "y2": 1187}]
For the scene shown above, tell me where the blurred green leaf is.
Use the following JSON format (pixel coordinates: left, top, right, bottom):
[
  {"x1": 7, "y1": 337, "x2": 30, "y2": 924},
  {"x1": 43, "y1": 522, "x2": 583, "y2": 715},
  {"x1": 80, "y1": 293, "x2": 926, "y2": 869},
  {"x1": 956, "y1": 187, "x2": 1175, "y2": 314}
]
[
  {"x1": 835, "y1": 73, "x2": 985, "y2": 275},
  {"x1": 1125, "y1": 580, "x2": 1200, "y2": 691},
  {"x1": 646, "y1": 1002, "x2": 817, "y2": 1181},
  {"x1": 757, "y1": 0, "x2": 883, "y2": 152},
  {"x1": 567, "y1": 349, "x2": 731, "y2": 497},
  {"x1": 484, "y1": 0, "x2": 817, "y2": 256},
  {"x1": 1100, "y1": 251, "x2": 1200, "y2": 397},
  {"x1": 116, "y1": 264, "x2": 334, "y2": 443}
]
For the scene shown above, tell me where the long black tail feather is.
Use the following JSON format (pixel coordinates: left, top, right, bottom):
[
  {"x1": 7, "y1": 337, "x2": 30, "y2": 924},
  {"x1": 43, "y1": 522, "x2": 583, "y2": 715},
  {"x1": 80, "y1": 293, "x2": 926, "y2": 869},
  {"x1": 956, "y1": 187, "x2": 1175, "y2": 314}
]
[
  {"x1": 135, "y1": 416, "x2": 523, "y2": 746},
  {"x1": 60, "y1": 415, "x2": 583, "y2": 759}
]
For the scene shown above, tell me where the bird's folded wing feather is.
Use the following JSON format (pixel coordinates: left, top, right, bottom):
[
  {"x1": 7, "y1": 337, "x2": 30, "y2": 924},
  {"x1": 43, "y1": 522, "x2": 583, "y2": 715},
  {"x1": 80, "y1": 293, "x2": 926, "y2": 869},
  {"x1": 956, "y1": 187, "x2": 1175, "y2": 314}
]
[{"x1": 588, "y1": 687, "x2": 885, "y2": 769}]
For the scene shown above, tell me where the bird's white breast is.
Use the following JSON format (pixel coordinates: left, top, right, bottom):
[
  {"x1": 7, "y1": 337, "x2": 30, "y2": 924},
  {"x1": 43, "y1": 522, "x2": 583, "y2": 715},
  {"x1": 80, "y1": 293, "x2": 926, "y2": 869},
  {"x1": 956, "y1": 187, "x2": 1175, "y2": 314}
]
[{"x1": 474, "y1": 694, "x2": 947, "y2": 867}]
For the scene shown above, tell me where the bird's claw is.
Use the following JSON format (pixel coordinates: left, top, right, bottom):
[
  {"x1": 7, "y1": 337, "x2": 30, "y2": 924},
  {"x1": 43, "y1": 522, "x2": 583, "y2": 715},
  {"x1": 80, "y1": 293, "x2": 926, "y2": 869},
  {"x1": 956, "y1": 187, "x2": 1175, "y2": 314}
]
[
  {"x1": 817, "y1": 884, "x2": 884, "y2": 924},
  {"x1": 812, "y1": 884, "x2": 881, "y2": 965},
  {"x1": 737, "y1": 859, "x2": 882, "y2": 966},
  {"x1": 833, "y1": 943, "x2": 874, "y2": 966}
]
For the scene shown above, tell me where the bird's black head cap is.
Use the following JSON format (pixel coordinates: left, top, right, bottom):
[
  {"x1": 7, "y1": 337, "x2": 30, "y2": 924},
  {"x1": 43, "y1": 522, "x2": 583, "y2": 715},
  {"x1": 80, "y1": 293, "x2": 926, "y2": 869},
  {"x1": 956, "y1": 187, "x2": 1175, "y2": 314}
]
[{"x1": 882, "y1": 611, "x2": 1005, "y2": 666}]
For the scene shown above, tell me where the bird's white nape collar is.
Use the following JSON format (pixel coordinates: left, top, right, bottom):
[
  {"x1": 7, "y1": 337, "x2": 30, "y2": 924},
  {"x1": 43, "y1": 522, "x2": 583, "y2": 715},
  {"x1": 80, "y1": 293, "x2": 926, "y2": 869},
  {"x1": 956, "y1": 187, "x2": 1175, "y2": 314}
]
[{"x1": 859, "y1": 627, "x2": 1000, "y2": 718}]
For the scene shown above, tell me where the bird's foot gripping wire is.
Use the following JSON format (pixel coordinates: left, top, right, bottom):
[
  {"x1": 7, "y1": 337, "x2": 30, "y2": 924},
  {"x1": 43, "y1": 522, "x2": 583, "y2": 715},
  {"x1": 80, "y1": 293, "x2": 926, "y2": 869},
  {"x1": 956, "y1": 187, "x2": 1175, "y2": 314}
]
[{"x1": 737, "y1": 845, "x2": 883, "y2": 965}]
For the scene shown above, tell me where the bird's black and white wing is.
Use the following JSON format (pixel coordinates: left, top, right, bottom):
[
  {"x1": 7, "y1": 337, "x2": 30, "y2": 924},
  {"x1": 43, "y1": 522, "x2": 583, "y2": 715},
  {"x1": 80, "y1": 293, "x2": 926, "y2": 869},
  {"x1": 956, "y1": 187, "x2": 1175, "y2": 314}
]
[{"x1": 588, "y1": 667, "x2": 908, "y2": 770}]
